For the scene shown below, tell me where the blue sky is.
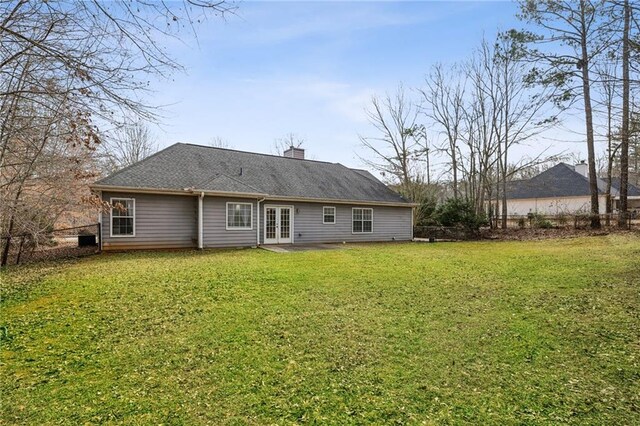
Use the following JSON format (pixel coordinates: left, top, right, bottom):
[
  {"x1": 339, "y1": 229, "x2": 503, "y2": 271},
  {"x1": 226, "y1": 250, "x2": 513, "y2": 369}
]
[{"x1": 150, "y1": 1, "x2": 586, "y2": 173}]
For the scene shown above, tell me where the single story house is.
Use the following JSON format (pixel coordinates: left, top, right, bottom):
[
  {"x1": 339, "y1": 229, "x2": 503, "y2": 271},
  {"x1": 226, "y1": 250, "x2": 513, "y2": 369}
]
[
  {"x1": 90, "y1": 143, "x2": 415, "y2": 250},
  {"x1": 501, "y1": 162, "x2": 640, "y2": 216}
]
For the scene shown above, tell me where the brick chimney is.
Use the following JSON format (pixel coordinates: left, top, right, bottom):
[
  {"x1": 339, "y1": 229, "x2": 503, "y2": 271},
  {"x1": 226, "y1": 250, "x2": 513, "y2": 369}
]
[
  {"x1": 283, "y1": 146, "x2": 305, "y2": 159},
  {"x1": 574, "y1": 160, "x2": 588, "y2": 177}
]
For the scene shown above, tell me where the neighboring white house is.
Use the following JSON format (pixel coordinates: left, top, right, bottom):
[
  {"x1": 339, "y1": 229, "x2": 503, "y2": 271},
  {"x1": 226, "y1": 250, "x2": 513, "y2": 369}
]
[{"x1": 500, "y1": 162, "x2": 640, "y2": 216}]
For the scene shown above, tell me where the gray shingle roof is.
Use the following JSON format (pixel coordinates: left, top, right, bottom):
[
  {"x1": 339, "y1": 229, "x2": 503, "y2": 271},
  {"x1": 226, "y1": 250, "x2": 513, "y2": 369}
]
[
  {"x1": 506, "y1": 163, "x2": 608, "y2": 199},
  {"x1": 604, "y1": 177, "x2": 640, "y2": 196},
  {"x1": 95, "y1": 143, "x2": 410, "y2": 204}
]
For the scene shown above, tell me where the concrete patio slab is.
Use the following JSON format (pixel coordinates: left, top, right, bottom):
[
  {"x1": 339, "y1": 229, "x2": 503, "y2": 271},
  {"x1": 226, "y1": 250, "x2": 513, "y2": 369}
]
[{"x1": 260, "y1": 243, "x2": 348, "y2": 253}]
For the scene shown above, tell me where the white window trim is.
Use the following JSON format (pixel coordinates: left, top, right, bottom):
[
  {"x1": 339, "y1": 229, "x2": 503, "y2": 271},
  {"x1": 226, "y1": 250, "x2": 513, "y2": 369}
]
[
  {"x1": 110, "y1": 197, "x2": 136, "y2": 238},
  {"x1": 352, "y1": 207, "x2": 373, "y2": 234},
  {"x1": 226, "y1": 202, "x2": 254, "y2": 231},
  {"x1": 322, "y1": 206, "x2": 336, "y2": 224}
]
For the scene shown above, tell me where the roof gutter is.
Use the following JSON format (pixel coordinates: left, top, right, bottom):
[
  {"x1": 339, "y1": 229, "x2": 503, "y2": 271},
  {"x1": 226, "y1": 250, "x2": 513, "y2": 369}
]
[
  {"x1": 263, "y1": 195, "x2": 417, "y2": 208},
  {"x1": 89, "y1": 185, "x2": 417, "y2": 207},
  {"x1": 90, "y1": 185, "x2": 195, "y2": 196},
  {"x1": 190, "y1": 188, "x2": 267, "y2": 198},
  {"x1": 90, "y1": 184, "x2": 267, "y2": 199}
]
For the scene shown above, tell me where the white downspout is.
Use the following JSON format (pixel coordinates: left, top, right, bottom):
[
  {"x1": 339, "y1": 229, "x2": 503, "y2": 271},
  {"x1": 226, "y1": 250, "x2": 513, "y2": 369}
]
[
  {"x1": 256, "y1": 197, "x2": 265, "y2": 247},
  {"x1": 411, "y1": 206, "x2": 414, "y2": 241},
  {"x1": 97, "y1": 190, "x2": 103, "y2": 251},
  {"x1": 198, "y1": 192, "x2": 204, "y2": 249}
]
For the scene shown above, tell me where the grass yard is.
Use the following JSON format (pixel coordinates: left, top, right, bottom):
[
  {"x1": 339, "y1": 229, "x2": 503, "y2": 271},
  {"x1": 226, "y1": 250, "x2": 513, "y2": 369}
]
[{"x1": 1, "y1": 235, "x2": 639, "y2": 425}]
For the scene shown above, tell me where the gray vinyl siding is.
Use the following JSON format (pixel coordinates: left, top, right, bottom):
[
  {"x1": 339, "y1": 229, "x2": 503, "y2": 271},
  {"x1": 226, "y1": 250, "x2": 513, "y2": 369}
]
[
  {"x1": 203, "y1": 197, "x2": 258, "y2": 248},
  {"x1": 101, "y1": 192, "x2": 197, "y2": 250},
  {"x1": 260, "y1": 201, "x2": 412, "y2": 244},
  {"x1": 100, "y1": 192, "x2": 411, "y2": 250}
]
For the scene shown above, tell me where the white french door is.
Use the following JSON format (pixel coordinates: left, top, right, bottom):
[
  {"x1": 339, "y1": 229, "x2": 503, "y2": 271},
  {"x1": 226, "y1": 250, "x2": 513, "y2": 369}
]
[{"x1": 264, "y1": 205, "x2": 293, "y2": 244}]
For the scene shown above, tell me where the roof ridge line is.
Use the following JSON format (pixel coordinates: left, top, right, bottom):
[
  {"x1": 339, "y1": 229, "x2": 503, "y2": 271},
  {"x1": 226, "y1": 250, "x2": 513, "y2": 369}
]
[
  {"x1": 192, "y1": 172, "x2": 222, "y2": 190},
  {"x1": 178, "y1": 142, "x2": 343, "y2": 166}
]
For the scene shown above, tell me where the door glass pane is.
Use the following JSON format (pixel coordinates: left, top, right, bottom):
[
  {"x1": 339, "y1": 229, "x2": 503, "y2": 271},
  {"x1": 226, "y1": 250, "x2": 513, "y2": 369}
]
[
  {"x1": 266, "y1": 208, "x2": 276, "y2": 239},
  {"x1": 280, "y1": 208, "x2": 290, "y2": 239}
]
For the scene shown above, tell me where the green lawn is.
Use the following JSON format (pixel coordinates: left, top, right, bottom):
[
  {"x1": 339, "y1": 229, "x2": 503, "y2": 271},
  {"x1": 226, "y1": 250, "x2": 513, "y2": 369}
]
[{"x1": 1, "y1": 236, "x2": 639, "y2": 425}]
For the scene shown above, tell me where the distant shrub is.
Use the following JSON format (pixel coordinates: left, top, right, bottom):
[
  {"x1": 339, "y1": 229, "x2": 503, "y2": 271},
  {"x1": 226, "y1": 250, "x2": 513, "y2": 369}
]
[
  {"x1": 537, "y1": 219, "x2": 553, "y2": 229},
  {"x1": 434, "y1": 198, "x2": 488, "y2": 230},
  {"x1": 556, "y1": 213, "x2": 568, "y2": 227},
  {"x1": 415, "y1": 196, "x2": 438, "y2": 227},
  {"x1": 574, "y1": 213, "x2": 591, "y2": 229},
  {"x1": 517, "y1": 217, "x2": 527, "y2": 229},
  {"x1": 528, "y1": 213, "x2": 553, "y2": 229}
]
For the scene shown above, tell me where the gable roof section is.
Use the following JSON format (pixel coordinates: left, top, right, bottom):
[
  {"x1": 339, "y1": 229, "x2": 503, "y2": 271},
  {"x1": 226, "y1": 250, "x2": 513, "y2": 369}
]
[
  {"x1": 506, "y1": 163, "x2": 610, "y2": 199},
  {"x1": 94, "y1": 143, "x2": 411, "y2": 204}
]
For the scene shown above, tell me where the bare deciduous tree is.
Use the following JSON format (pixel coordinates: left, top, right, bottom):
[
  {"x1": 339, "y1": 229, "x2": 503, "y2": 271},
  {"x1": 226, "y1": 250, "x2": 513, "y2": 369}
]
[
  {"x1": 631, "y1": 112, "x2": 640, "y2": 187},
  {"x1": 272, "y1": 133, "x2": 305, "y2": 156},
  {"x1": 461, "y1": 46, "x2": 501, "y2": 215},
  {"x1": 491, "y1": 34, "x2": 558, "y2": 227},
  {"x1": 0, "y1": 1, "x2": 235, "y2": 134},
  {"x1": 595, "y1": 60, "x2": 620, "y2": 224},
  {"x1": 0, "y1": 75, "x2": 100, "y2": 266},
  {"x1": 358, "y1": 86, "x2": 439, "y2": 226},
  {"x1": 618, "y1": 0, "x2": 632, "y2": 226},
  {"x1": 358, "y1": 86, "x2": 421, "y2": 193},
  {"x1": 420, "y1": 64, "x2": 466, "y2": 198},
  {"x1": 208, "y1": 136, "x2": 233, "y2": 149},
  {"x1": 0, "y1": 1, "x2": 235, "y2": 265},
  {"x1": 100, "y1": 121, "x2": 158, "y2": 173}
]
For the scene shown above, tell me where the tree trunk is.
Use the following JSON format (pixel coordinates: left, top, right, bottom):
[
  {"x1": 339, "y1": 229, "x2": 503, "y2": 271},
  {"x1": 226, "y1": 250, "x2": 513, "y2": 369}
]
[
  {"x1": 501, "y1": 124, "x2": 509, "y2": 229},
  {"x1": 1, "y1": 215, "x2": 15, "y2": 267},
  {"x1": 501, "y1": 61, "x2": 510, "y2": 229},
  {"x1": 452, "y1": 148, "x2": 458, "y2": 199},
  {"x1": 606, "y1": 158, "x2": 613, "y2": 226},
  {"x1": 496, "y1": 141, "x2": 508, "y2": 229},
  {"x1": 618, "y1": 0, "x2": 630, "y2": 227},
  {"x1": 605, "y1": 94, "x2": 614, "y2": 226},
  {"x1": 490, "y1": 174, "x2": 502, "y2": 228},
  {"x1": 426, "y1": 149, "x2": 431, "y2": 185},
  {"x1": 580, "y1": 0, "x2": 600, "y2": 228}
]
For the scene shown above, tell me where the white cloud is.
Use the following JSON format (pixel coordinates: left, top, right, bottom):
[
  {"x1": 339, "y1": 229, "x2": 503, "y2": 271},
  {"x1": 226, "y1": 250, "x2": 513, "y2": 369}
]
[
  {"x1": 330, "y1": 89, "x2": 374, "y2": 124},
  {"x1": 206, "y1": 3, "x2": 444, "y2": 47},
  {"x1": 149, "y1": 73, "x2": 381, "y2": 166},
  {"x1": 278, "y1": 78, "x2": 375, "y2": 123}
]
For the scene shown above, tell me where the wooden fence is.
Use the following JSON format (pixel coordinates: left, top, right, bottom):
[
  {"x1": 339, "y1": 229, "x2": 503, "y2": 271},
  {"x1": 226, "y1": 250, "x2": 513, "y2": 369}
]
[{"x1": 492, "y1": 213, "x2": 638, "y2": 230}]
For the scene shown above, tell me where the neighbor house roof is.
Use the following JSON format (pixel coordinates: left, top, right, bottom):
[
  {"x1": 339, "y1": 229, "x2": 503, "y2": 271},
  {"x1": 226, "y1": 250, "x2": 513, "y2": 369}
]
[
  {"x1": 93, "y1": 143, "x2": 412, "y2": 205},
  {"x1": 603, "y1": 177, "x2": 640, "y2": 196},
  {"x1": 506, "y1": 163, "x2": 611, "y2": 199}
]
